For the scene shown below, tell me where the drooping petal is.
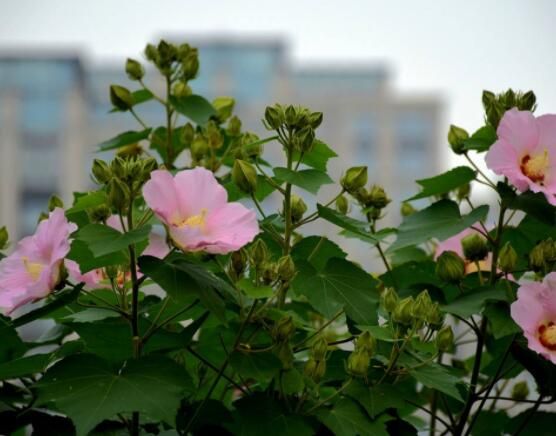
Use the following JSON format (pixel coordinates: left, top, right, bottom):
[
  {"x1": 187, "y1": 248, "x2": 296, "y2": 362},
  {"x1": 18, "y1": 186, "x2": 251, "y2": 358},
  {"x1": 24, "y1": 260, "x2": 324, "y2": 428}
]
[
  {"x1": 33, "y1": 208, "x2": 76, "y2": 262},
  {"x1": 174, "y1": 167, "x2": 228, "y2": 217}
]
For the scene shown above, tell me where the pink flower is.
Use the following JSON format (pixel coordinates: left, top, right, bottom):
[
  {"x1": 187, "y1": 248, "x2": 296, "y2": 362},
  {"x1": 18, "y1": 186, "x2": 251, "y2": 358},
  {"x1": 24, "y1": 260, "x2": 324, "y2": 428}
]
[
  {"x1": 0, "y1": 208, "x2": 75, "y2": 315},
  {"x1": 485, "y1": 108, "x2": 556, "y2": 205},
  {"x1": 143, "y1": 167, "x2": 259, "y2": 254},
  {"x1": 435, "y1": 226, "x2": 491, "y2": 274},
  {"x1": 511, "y1": 273, "x2": 556, "y2": 364}
]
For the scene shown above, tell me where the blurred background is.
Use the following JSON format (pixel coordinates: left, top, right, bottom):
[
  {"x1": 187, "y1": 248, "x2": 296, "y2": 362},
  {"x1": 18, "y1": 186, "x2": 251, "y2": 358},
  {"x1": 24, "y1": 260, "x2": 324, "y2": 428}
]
[{"x1": 1, "y1": 0, "x2": 555, "y2": 261}]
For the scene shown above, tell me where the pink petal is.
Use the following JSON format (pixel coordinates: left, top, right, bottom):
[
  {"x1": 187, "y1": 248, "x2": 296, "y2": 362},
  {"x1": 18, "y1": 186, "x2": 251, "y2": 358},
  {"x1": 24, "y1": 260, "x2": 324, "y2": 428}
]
[
  {"x1": 485, "y1": 139, "x2": 530, "y2": 191},
  {"x1": 142, "y1": 232, "x2": 170, "y2": 259},
  {"x1": 33, "y1": 208, "x2": 76, "y2": 262},
  {"x1": 143, "y1": 170, "x2": 182, "y2": 224},
  {"x1": 497, "y1": 108, "x2": 539, "y2": 153},
  {"x1": 174, "y1": 167, "x2": 228, "y2": 217}
]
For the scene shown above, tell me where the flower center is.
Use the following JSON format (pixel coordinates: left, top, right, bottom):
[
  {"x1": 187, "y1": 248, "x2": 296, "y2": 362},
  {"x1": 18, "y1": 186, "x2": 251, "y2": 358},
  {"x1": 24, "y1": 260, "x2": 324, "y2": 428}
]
[
  {"x1": 521, "y1": 149, "x2": 550, "y2": 184},
  {"x1": 538, "y1": 322, "x2": 556, "y2": 350},
  {"x1": 22, "y1": 257, "x2": 45, "y2": 281},
  {"x1": 178, "y1": 209, "x2": 208, "y2": 230}
]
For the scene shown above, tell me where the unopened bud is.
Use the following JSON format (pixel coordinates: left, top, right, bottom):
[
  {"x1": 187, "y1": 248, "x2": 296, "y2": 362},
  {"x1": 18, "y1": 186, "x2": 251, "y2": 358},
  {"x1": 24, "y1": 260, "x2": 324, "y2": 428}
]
[
  {"x1": 304, "y1": 357, "x2": 326, "y2": 383},
  {"x1": 392, "y1": 296, "x2": 415, "y2": 325},
  {"x1": 273, "y1": 316, "x2": 296, "y2": 342},
  {"x1": 92, "y1": 159, "x2": 112, "y2": 184},
  {"x1": 262, "y1": 262, "x2": 278, "y2": 285},
  {"x1": 341, "y1": 166, "x2": 368, "y2": 193},
  {"x1": 294, "y1": 126, "x2": 315, "y2": 153},
  {"x1": 355, "y1": 331, "x2": 376, "y2": 357},
  {"x1": 191, "y1": 135, "x2": 209, "y2": 161},
  {"x1": 48, "y1": 195, "x2": 64, "y2": 212},
  {"x1": 125, "y1": 58, "x2": 144, "y2": 81},
  {"x1": 89, "y1": 205, "x2": 111, "y2": 223},
  {"x1": 275, "y1": 342, "x2": 294, "y2": 370},
  {"x1": 336, "y1": 195, "x2": 349, "y2": 214},
  {"x1": 0, "y1": 226, "x2": 8, "y2": 250},
  {"x1": 232, "y1": 160, "x2": 257, "y2": 194},
  {"x1": 290, "y1": 195, "x2": 308, "y2": 223},
  {"x1": 172, "y1": 82, "x2": 192, "y2": 98},
  {"x1": 250, "y1": 239, "x2": 268, "y2": 267},
  {"x1": 347, "y1": 349, "x2": 370, "y2": 378},
  {"x1": 436, "y1": 251, "x2": 465, "y2": 283},
  {"x1": 311, "y1": 337, "x2": 328, "y2": 360},
  {"x1": 277, "y1": 255, "x2": 296, "y2": 282},
  {"x1": 110, "y1": 157, "x2": 127, "y2": 180},
  {"x1": 413, "y1": 290, "x2": 432, "y2": 321},
  {"x1": 457, "y1": 183, "x2": 471, "y2": 201},
  {"x1": 519, "y1": 91, "x2": 536, "y2": 111},
  {"x1": 109, "y1": 85, "x2": 134, "y2": 111},
  {"x1": 181, "y1": 123, "x2": 195, "y2": 146},
  {"x1": 308, "y1": 111, "x2": 323, "y2": 129},
  {"x1": 401, "y1": 202, "x2": 416, "y2": 217},
  {"x1": 144, "y1": 43, "x2": 158, "y2": 62},
  {"x1": 435, "y1": 326, "x2": 454, "y2": 352},
  {"x1": 426, "y1": 302, "x2": 444, "y2": 328},
  {"x1": 511, "y1": 381, "x2": 529, "y2": 401},
  {"x1": 498, "y1": 242, "x2": 518, "y2": 273},
  {"x1": 107, "y1": 178, "x2": 130, "y2": 211},
  {"x1": 367, "y1": 185, "x2": 391, "y2": 209},
  {"x1": 381, "y1": 287, "x2": 398, "y2": 313},
  {"x1": 242, "y1": 134, "x2": 262, "y2": 159},
  {"x1": 447, "y1": 125, "x2": 469, "y2": 155},
  {"x1": 264, "y1": 105, "x2": 283, "y2": 130},
  {"x1": 182, "y1": 51, "x2": 199, "y2": 80},
  {"x1": 227, "y1": 116, "x2": 242, "y2": 137},
  {"x1": 461, "y1": 233, "x2": 489, "y2": 262},
  {"x1": 230, "y1": 249, "x2": 248, "y2": 276},
  {"x1": 213, "y1": 97, "x2": 235, "y2": 122},
  {"x1": 284, "y1": 105, "x2": 297, "y2": 127}
]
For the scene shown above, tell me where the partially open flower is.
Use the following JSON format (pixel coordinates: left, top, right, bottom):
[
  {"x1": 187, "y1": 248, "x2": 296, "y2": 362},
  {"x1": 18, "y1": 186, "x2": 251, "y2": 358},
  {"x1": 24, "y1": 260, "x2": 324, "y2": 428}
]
[
  {"x1": 0, "y1": 208, "x2": 75, "y2": 315},
  {"x1": 485, "y1": 109, "x2": 556, "y2": 205},
  {"x1": 511, "y1": 273, "x2": 556, "y2": 364},
  {"x1": 143, "y1": 167, "x2": 259, "y2": 254}
]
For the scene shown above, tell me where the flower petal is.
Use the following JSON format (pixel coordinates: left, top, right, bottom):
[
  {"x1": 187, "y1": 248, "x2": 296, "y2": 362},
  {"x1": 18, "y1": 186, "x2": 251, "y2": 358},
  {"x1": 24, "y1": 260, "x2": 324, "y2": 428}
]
[{"x1": 174, "y1": 167, "x2": 228, "y2": 217}]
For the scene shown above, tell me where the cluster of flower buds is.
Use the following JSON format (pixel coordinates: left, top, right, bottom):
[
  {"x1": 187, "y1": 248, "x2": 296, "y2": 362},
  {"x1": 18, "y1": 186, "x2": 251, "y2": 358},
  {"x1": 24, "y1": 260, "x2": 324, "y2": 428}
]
[
  {"x1": 347, "y1": 331, "x2": 376, "y2": 378},
  {"x1": 384, "y1": 288, "x2": 444, "y2": 330},
  {"x1": 263, "y1": 104, "x2": 322, "y2": 153},
  {"x1": 529, "y1": 238, "x2": 556, "y2": 274},
  {"x1": 436, "y1": 250, "x2": 465, "y2": 283},
  {"x1": 92, "y1": 157, "x2": 158, "y2": 212},
  {"x1": 482, "y1": 89, "x2": 536, "y2": 129},
  {"x1": 144, "y1": 40, "x2": 199, "y2": 81},
  {"x1": 341, "y1": 166, "x2": 391, "y2": 220},
  {"x1": 304, "y1": 337, "x2": 328, "y2": 383}
]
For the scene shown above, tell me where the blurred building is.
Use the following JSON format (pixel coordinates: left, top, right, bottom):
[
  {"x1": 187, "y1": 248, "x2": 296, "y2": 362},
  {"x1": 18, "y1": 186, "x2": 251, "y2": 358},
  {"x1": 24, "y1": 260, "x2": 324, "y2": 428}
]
[{"x1": 0, "y1": 38, "x2": 441, "y2": 265}]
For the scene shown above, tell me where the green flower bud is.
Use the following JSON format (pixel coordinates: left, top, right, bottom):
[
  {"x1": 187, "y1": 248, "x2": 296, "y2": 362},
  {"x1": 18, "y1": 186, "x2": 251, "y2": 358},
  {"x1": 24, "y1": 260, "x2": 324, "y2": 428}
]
[
  {"x1": 250, "y1": 239, "x2": 268, "y2": 267},
  {"x1": 426, "y1": 302, "x2": 444, "y2": 328},
  {"x1": 461, "y1": 233, "x2": 489, "y2": 262},
  {"x1": 144, "y1": 43, "x2": 158, "y2": 62},
  {"x1": 232, "y1": 160, "x2": 258, "y2": 194},
  {"x1": 116, "y1": 143, "x2": 143, "y2": 159},
  {"x1": 227, "y1": 115, "x2": 242, "y2": 136},
  {"x1": 275, "y1": 342, "x2": 294, "y2": 370},
  {"x1": 172, "y1": 82, "x2": 192, "y2": 98},
  {"x1": 277, "y1": 255, "x2": 296, "y2": 282},
  {"x1": 140, "y1": 158, "x2": 158, "y2": 181},
  {"x1": 511, "y1": 381, "x2": 529, "y2": 401},
  {"x1": 213, "y1": 97, "x2": 235, "y2": 122},
  {"x1": 89, "y1": 204, "x2": 111, "y2": 223},
  {"x1": 457, "y1": 183, "x2": 471, "y2": 201},
  {"x1": 529, "y1": 238, "x2": 556, "y2": 273},
  {"x1": 0, "y1": 226, "x2": 9, "y2": 250},
  {"x1": 230, "y1": 249, "x2": 248, "y2": 276},
  {"x1": 109, "y1": 85, "x2": 134, "y2": 111},
  {"x1": 125, "y1": 58, "x2": 144, "y2": 81},
  {"x1": 242, "y1": 135, "x2": 262, "y2": 159},
  {"x1": 447, "y1": 124, "x2": 469, "y2": 155},
  {"x1": 341, "y1": 166, "x2": 368, "y2": 193},
  {"x1": 392, "y1": 296, "x2": 415, "y2": 325},
  {"x1": 182, "y1": 51, "x2": 199, "y2": 80},
  {"x1": 105, "y1": 265, "x2": 119, "y2": 280},
  {"x1": 110, "y1": 157, "x2": 127, "y2": 180},
  {"x1": 107, "y1": 178, "x2": 130, "y2": 211},
  {"x1": 206, "y1": 121, "x2": 224, "y2": 149},
  {"x1": 355, "y1": 331, "x2": 376, "y2": 356},
  {"x1": 435, "y1": 326, "x2": 454, "y2": 352},
  {"x1": 413, "y1": 290, "x2": 433, "y2": 321},
  {"x1": 401, "y1": 202, "x2": 416, "y2": 217},
  {"x1": 191, "y1": 135, "x2": 209, "y2": 161},
  {"x1": 264, "y1": 105, "x2": 283, "y2": 130},
  {"x1": 290, "y1": 194, "x2": 308, "y2": 223},
  {"x1": 304, "y1": 357, "x2": 326, "y2": 383},
  {"x1": 48, "y1": 195, "x2": 64, "y2": 212},
  {"x1": 366, "y1": 185, "x2": 391, "y2": 209},
  {"x1": 436, "y1": 251, "x2": 465, "y2": 283},
  {"x1": 519, "y1": 91, "x2": 536, "y2": 111},
  {"x1": 273, "y1": 316, "x2": 296, "y2": 342},
  {"x1": 262, "y1": 262, "x2": 278, "y2": 285},
  {"x1": 92, "y1": 159, "x2": 112, "y2": 184},
  {"x1": 181, "y1": 123, "x2": 195, "y2": 146},
  {"x1": 347, "y1": 349, "x2": 370, "y2": 378},
  {"x1": 294, "y1": 126, "x2": 315, "y2": 153},
  {"x1": 37, "y1": 212, "x2": 49, "y2": 223},
  {"x1": 498, "y1": 242, "x2": 518, "y2": 274},
  {"x1": 311, "y1": 337, "x2": 328, "y2": 360},
  {"x1": 308, "y1": 111, "x2": 323, "y2": 129},
  {"x1": 335, "y1": 195, "x2": 349, "y2": 215},
  {"x1": 381, "y1": 287, "x2": 399, "y2": 313},
  {"x1": 284, "y1": 105, "x2": 297, "y2": 127}
]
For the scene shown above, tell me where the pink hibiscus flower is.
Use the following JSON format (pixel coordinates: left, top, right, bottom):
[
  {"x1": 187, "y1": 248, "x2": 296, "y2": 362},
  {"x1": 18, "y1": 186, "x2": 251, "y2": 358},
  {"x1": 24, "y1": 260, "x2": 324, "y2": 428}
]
[
  {"x1": 0, "y1": 208, "x2": 75, "y2": 315},
  {"x1": 143, "y1": 167, "x2": 259, "y2": 254},
  {"x1": 485, "y1": 108, "x2": 556, "y2": 205},
  {"x1": 511, "y1": 273, "x2": 556, "y2": 364},
  {"x1": 435, "y1": 226, "x2": 491, "y2": 274}
]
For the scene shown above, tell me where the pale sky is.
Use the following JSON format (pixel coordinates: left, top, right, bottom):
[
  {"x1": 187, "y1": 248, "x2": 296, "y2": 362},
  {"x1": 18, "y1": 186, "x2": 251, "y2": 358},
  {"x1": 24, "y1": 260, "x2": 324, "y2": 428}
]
[{"x1": 1, "y1": 0, "x2": 556, "y2": 167}]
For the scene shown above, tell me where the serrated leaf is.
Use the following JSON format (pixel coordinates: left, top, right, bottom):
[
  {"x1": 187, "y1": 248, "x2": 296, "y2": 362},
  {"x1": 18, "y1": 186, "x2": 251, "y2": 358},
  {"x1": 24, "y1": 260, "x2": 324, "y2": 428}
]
[
  {"x1": 229, "y1": 351, "x2": 281, "y2": 383},
  {"x1": 98, "y1": 128, "x2": 152, "y2": 151},
  {"x1": 273, "y1": 167, "x2": 333, "y2": 194},
  {"x1": 462, "y1": 125, "x2": 497, "y2": 152},
  {"x1": 442, "y1": 287, "x2": 508, "y2": 318},
  {"x1": 316, "y1": 398, "x2": 390, "y2": 436},
  {"x1": 169, "y1": 94, "x2": 216, "y2": 125},
  {"x1": 293, "y1": 139, "x2": 337, "y2": 171},
  {"x1": 109, "y1": 89, "x2": 154, "y2": 112},
  {"x1": 407, "y1": 166, "x2": 476, "y2": 201},
  {"x1": 291, "y1": 236, "x2": 347, "y2": 271},
  {"x1": 0, "y1": 353, "x2": 51, "y2": 381},
  {"x1": 236, "y1": 278, "x2": 274, "y2": 299},
  {"x1": 409, "y1": 363, "x2": 464, "y2": 401},
  {"x1": 75, "y1": 224, "x2": 151, "y2": 258},
  {"x1": 66, "y1": 191, "x2": 108, "y2": 215},
  {"x1": 345, "y1": 381, "x2": 406, "y2": 418}
]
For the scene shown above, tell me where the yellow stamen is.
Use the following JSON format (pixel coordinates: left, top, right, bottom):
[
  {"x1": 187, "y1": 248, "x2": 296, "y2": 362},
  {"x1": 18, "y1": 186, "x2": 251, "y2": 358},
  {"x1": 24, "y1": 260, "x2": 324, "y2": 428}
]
[
  {"x1": 522, "y1": 149, "x2": 550, "y2": 183},
  {"x1": 22, "y1": 257, "x2": 45, "y2": 281},
  {"x1": 178, "y1": 209, "x2": 208, "y2": 230}
]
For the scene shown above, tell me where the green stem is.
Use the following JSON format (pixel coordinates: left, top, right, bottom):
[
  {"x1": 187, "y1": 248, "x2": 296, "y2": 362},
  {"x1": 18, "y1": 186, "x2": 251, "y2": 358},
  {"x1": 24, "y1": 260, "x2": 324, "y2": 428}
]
[
  {"x1": 293, "y1": 309, "x2": 344, "y2": 351},
  {"x1": 305, "y1": 378, "x2": 352, "y2": 414},
  {"x1": 130, "y1": 108, "x2": 148, "y2": 129},
  {"x1": 165, "y1": 76, "x2": 174, "y2": 167}
]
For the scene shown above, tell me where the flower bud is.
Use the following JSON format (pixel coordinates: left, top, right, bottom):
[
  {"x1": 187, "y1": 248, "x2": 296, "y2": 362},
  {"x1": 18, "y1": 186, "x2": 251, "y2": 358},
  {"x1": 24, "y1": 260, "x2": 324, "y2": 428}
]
[
  {"x1": 519, "y1": 91, "x2": 536, "y2": 111},
  {"x1": 457, "y1": 183, "x2": 471, "y2": 201},
  {"x1": 284, "y1": 105, "x2": 297, "y2": 127},
  {"x1": 140, "y1": 158, "x2": 158, "y2": 181},
  {"x1": 242, "y1": 135, "x2": 262, "y2": 159},
  {"x1": 347, "y1": 349, "x2": 370, "y2": 378},
  {"x1": 230, "y1": 249, "x2": 248, "y2": 276},
  {"x1": 435, "y1": 326, "x2": 454, "y2": 352},
  {"x1": 227, "y1": 115, "x2": 242, "y2": 136},
  {"x1": 107, "y1": 178, "x2": 130, "y2": 211},
  {"x1": 498, "y1": 242, "x2": 518, "y2": 274},
  {"x1": 213, "y1": 97, "x2": 235, "y2": 122},
  {"x1": 413, "y1": 290, "x2": 432, "y2": 321},
  {"x1": 250, "y1": 239, "x2": 268, "y2": 268},
  {"x1": 232, "y1": 160, "x2": 257, "y2": 194},
  {"x1": 290, "y1": 195, "x2": 308, "y2": 223},
  {"x1": 447, "y1": 125, "x2": 469, "y2": 155},
  {"x1": 381, "y1": 287, "x2": 398, "y2": 313},
  {"x1": 182, "y1": 51, "x2": 199, "y2": 80},
  {"x1": 125, "y1": 58, "x2": 144, "y2": 81},
  {"x1": 37, "y1": 212, "x2": 49, "y2": 223},
  {"x1": 335, "y1": 195, "x2": 349, "y2": 215},
  {"x1": 262, "y1": 262, "x2": 278, "y2": 285},
  {"x1": 264, "y1": 105, "x2": 283, "y2": 130},
  {"x1": 392, "y1": 296, "x2": 415, "y2": 325},
  {"x1": 529, "y1": 239, "x2": 556, "y2": 272},
  {"x1": 172, "y1": 82, "x2": 192, "y2": 98},
  {"x1": 109, "y1": 85, "x2": 134, "y2": 111},
  {"x1": 48, "y1": 195, "x2": 64, "y2": 212},
  {"x1": 144, "y1": 43, "x2": 158, "y2": 62},
  {"x1": 436, "y1": 251, "x2": 465, "y2": 283},
  {"x1": 277, "y1": 255, "x2": 296, "y2": 282},
  {"x1": 0, "y1": 226, "x2": 8, "y2": 250},
  {"x1": 355, "y1": 331, "x2": 376, "y2": 357},
  {"x1": 341, "y1": 166, "x2": 368, "y2": 193},
  {"x1": 294, "y1": 126, "x2": 315, "y2": 153},
  {"x1": 206, "y1": 121, "x2": 224, "y2": 149},
  {"x1": 511, "y1": 381, "x2": 529, "y2": 401},
  {"x1": 89, "y1": 204, "x2": 111, "y2": 223},
  {"x1": 116, "y1": 143, "x2": 143, "y2": 159},
  {"x1": 426, "y1": 302, "x2": 444, "y2": 328},
  {"x1": 111, "y1": 157, "x2": 127, "y2": 180},
  {"x1": 273, "y1": 316, "x2": 296, "y2": 342},
  {"x1": 275, "y1": 342, "x2": 294, "y2": 369},
  {"x1": 304, "y1": 357, "x2": 326, "y2": 383},
  {"x1": 181, "y1": 123, "x2": 195, "y2": 146},
  {"x1": 401, "y1": 202, "x2": 416, "y2": 217},
  {"x1": 311, "y1": 337, "x2": 328, "y2": 360},
  {"x1": 461, "y1": 233, "x2": 489, "y2": 262},
  {"x1": 366, "y1": 185, "x2": 391, "y2": 209},
  {"x1": 308, "y1": 111, "x2": 323, "y2": 129},
  {"x1": 92, "y1": 159, "x2": 112, "y2": 184},
  {"x1": 191, "y1": 135, "x2": 209, "y2": 161}
]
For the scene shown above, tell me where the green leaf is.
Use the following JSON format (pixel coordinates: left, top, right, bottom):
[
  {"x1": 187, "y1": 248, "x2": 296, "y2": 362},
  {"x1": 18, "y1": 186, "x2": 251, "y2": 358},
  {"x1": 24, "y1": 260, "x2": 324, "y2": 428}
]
[
  {"x1": 66, "y1": 191, "x2": 108, "y2": 215},
  {"x1": 462, "y1": 125, "x2": 497, "y2": 152},
  {"x1": 316, "y1": 398, "x2": 390, "y2": 436},
  {"x1": 409, "y1": 363, "x2": 464, "y2": 401},
  {"x1": 292, "y1": 258, "x2": 379, "y2": 324},
  {"x1": 98, "y1": 128, "x2": 152, "y2": 151},
  {"x1": 484, "y1": 302, "x2": 521, "y2": 339},
  {"x1": 36, "y1": 354, "x2": 192, "y2": 436},
  {"x1": 442, "y1": 288, "x2": 508, "y2": 318},
  {"x1": 169, "y1": 94, "x2": 216, "y2": 125},
  {"x1": 505, "y1": 411, "x2": 556, "y2": 436},
  {"x1": 293, "y1": 139, "x2": 337, "y2": 172},
  {"x1": 110, "y1": 89, "x2": 154, "y2": 112},
  {"x1": 236, "y1": 278, "x2": 274, "y2": 299},
  {"x1": 407, "y1": 166, "x2": 476, "y2": 201},
  {"x1": 273, "y1": 167, "x2": 333, "y2": 194},
  {"x1": 225, "y1": 174, "x2": 276, "y2": 202},
  {"x1": 389, "y1": 199, "x2": 489, "y2": 253},
  {"x1": 66, "y1": 239, "x2": 128, "y2": 273},
  {"x1": 75, "y1": 224, "x2": 150, "y2": 258},
  {"x1": 499, "y1": 182, "x2": 556, "y2": 226},
  {"x1": 0, "y1": 318, "x2": 26, "y2": 363},
  {"x1": 0, "y1": 353, "x2": 51, "y2": 381},
  {"x1": 345, "y1": 381, "x2": 406, "y2": 418},
  {"x1": 149, "y1": 125, "x2": 188, "y2": 163},
  {"x1": 229, "y1": 351, "x2": 281, "y2": 383},
  {"x1": 291, "y1": 236, "x2": 347, "y2": 271}
]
